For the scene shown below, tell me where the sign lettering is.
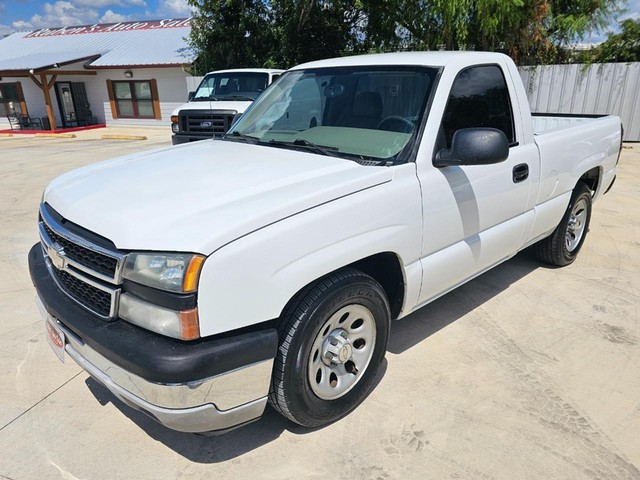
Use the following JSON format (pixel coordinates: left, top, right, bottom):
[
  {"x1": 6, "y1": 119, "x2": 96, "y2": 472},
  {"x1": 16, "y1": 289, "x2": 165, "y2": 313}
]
[{"x1": 25, "y1": 18, "x2": 191, "y2": 38}]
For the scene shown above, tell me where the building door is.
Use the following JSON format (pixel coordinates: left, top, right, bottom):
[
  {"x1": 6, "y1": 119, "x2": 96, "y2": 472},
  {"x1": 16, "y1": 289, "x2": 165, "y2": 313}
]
[
  {"x1": 55, "y1": 82, "x2": 91, "y2": 127},
  {"x1": 55, "y1": 82, "x2": 76, "y2": 127}
]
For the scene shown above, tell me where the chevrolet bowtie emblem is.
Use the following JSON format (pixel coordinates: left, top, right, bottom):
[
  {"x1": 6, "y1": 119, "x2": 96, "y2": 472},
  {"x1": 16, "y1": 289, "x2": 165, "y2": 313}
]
[{"x1": 47, "y1": 242, "x2": 67, "y2": 271}]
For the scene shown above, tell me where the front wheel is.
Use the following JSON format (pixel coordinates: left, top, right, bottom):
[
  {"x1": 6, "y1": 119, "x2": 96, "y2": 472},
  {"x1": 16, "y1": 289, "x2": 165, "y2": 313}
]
[
  {"x1": 269, "y1": 269, "x2": 390, "y2": 427},
  {"x1": 534, "y1": 182, "x2": 592, "y2": 266}
]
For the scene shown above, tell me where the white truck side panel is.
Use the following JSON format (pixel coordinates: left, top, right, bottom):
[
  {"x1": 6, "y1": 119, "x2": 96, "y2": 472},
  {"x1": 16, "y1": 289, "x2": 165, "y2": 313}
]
[
  {"x1": 197, "y1": 164, "x2": 423, "y2": 336},
  {"x1": 534, "y1": 115, "x2": 621, "y2": 205}
]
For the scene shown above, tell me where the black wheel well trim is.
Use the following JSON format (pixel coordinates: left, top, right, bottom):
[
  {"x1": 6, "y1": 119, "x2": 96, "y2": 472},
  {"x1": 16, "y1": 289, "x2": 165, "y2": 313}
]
[
  {"x1": 278, "y1": 252, "x2": 406, "y2": 323},
  {"x1": 577, "y1": 166, "x2": 601, "y2": 195}
]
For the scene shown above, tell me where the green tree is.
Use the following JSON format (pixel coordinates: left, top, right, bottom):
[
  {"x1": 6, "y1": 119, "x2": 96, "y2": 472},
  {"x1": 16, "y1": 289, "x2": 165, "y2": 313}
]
[
  {"x1": 187, "y1": 0, "x2": 273, "y2": 74},
  {"x1": 269, "y1": 0, "x2": 367, "y2": 66},
  {"x1": 592, "y1": 18, "x2": 640, "y2": 62},
  {"x1": 186, "y1": 0, "x2": 624, "y2": 70},
  {"x1": 361, "y1": 0, "x2": 622, "y2": 65}
]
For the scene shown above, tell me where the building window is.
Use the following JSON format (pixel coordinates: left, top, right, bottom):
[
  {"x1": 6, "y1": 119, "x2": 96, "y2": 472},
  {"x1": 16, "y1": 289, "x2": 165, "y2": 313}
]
[
  {"x1": 106, "y1": 79, "x2": 160, "y2": 119},
  {"x1": 0, "y1": 83, "x2": 26, "y2": 116}
]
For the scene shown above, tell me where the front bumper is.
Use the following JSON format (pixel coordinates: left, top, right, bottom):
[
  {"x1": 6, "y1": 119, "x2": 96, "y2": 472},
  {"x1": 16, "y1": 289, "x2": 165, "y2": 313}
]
[{"x1": 29, "y1": 244, "x2": 278, "y2": 433}]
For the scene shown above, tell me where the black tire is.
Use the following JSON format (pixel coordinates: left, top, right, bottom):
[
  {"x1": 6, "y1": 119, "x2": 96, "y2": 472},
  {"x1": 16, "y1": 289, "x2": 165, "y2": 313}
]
[
  {"x1": 268, "y1": 268, "x2": 390, "y2": 427},
  {"x1": 534, "y1": 182, "x2": 592, "y2": 266}
]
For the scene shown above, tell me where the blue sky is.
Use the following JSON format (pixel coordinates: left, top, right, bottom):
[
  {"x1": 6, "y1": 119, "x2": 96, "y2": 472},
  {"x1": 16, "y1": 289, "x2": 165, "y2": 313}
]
[
  {"x1": 0, "y1": 0, "x2": 638, "y2": 40},
  {"x1": 0, "y1": 0, "x2": 193, "y2": 36}
]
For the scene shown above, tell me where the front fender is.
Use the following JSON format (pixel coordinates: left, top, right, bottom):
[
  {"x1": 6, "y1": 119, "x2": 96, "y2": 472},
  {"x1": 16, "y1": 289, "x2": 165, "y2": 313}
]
[{"x1": 197, "y1": 163, "x2": 423, "y2": 337}]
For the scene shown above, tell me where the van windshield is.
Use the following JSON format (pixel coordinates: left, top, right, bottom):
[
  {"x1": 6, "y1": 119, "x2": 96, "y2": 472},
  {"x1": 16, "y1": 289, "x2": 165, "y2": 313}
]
[
  {"x1": 192, "y1": 72, "x2": 270, "y2": 101},
  {"x1": 226, "y1": 66, "x2": 438, "y2": 164}
]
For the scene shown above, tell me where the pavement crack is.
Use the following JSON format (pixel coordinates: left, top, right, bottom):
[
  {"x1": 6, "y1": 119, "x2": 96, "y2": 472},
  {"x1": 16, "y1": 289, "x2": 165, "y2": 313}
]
[{"x1": 0, "y1": 372, "x2": 82, "y2": 433}]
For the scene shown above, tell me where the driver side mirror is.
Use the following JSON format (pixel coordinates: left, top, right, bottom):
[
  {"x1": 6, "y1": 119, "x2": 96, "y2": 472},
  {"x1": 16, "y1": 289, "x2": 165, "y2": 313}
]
[
  {"x1": 434, "y1": 128, "x2": 509, "y2": 168},
  {"x1": 188, "y1": 91, "x2": 195, "y2": 101}
]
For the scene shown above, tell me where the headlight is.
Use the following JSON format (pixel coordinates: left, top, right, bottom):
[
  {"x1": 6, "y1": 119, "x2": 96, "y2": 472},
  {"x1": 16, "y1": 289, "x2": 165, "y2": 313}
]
[
  {"x1": 171, "y1": 122, "x2": 180, "y2": 133},
  {"x1": 122, "y1": 253, "x2": 205, "y2": 293}
]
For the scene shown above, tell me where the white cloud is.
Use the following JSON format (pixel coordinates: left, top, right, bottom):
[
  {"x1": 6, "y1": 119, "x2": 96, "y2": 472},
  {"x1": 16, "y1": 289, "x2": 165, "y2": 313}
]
[
  {"x1": 0, "y1": 23, "x2": 14, "y2": 36},
  {"x1": 7, "y1": 0, "x2": 152, "y2": 31},
  {"x1": 74, "y1": 0, "x2": 147, "y2": 7},
  {"x1": 12, "y1": 1, "x2": 99, "y2": 29},
  {"x1": 99, "y1": 9, "x2": 127, "y2": 23},
  {"x1": 146, "y1": 0, "x2": 193, "y2": 18},
  {"x1": 12, "y1": 20, "x2": 31, "y2": 29}
]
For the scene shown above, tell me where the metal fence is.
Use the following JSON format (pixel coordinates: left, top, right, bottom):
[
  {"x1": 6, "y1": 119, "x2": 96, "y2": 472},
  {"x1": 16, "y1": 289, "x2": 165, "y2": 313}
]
[{"x1": 519, "y1": 63, "x2": 640, "y2": 141}]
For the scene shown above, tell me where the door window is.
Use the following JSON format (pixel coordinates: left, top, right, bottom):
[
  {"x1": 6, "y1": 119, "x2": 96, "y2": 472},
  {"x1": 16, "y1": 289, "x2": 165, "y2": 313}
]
[{"x1": 441, "y1": 65, "x2": 515, "y2": 147}]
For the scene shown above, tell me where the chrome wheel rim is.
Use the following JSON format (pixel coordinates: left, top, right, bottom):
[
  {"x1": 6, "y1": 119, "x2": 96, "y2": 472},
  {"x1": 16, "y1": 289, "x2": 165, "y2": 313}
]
[
  {"x1": 308, "y1": 304, "x2": 376, "y2": 400},
  {"x1": 566, "y1": 197, "x2": 588, "y2": 252}
]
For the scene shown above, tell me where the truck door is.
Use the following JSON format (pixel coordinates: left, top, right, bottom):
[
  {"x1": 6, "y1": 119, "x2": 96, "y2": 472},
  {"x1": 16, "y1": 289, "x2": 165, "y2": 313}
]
[{"x1": 416, "y1": 63, "x2": 538, "y2": 306}]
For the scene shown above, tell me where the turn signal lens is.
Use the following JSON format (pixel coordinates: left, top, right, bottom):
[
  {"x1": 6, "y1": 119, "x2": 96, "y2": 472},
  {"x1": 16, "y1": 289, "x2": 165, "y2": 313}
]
[
  {"x1": 171, "y1": 115, "x2": 179, "y2": 123},
  {"x1": 179, "y1": 309, "x2": 200, "y2": 340},
  {"x1": 183, "y1": 255, "x2": 205, "y2": 293}
]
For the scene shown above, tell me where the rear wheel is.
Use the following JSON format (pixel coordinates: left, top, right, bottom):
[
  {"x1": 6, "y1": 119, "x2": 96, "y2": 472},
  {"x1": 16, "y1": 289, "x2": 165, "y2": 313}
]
[
  {"x1": 269, "y1": 269, "x2": 390, "y2": 427},
  {"x1": 534, "y1": 182, "x2": 592, "y2": 266}
]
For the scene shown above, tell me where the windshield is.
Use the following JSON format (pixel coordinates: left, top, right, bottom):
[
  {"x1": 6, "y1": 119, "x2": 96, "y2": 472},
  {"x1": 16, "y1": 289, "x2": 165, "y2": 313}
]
[
  {"x1": 192, "y1": 72, "x2": 270, "y2": 101},
  {"x1": 226, "y1": 66, "x2": 437, "y2": 163}
]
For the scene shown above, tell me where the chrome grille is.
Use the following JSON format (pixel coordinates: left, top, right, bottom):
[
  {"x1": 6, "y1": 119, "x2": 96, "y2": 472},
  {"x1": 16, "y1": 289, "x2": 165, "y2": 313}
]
[
  {"x1": 39, "y1": 204, "x2": 122, "y2": 320},
  {"x1": 42, "y1": 222, "x2": 118, "y2": 278},
  {"x1": 51, "y1": 268, "x2": 113, "y2": 317}
]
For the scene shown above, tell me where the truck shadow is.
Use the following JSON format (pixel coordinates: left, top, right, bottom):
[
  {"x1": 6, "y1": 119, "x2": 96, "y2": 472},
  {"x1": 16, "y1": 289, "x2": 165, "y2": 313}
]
[
  {"x1": 85, "y1": 359, "x2": 388, "y2": 463},
  {"x1": 85, "y1": 377, "x2": 288, "y2": 461},
  {"x1": 85, "y1": 249, "x2": 540, "y2": 462},
  {"x1": 388, "y1": 249, "x2": 540, "y2": 354}
]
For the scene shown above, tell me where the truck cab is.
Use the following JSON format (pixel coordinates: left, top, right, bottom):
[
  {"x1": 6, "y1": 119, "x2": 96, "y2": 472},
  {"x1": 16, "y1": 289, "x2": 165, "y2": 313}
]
[{"x1": 171, "y1": 68, "x2": 284, "y2": 144}]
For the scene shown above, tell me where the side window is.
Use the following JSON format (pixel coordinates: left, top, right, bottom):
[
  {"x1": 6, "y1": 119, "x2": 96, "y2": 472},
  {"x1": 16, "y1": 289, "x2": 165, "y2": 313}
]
[
  {"x1": 441, "y1": 65, "x2": 515, "y2": 148},
  {"x1": 0, "y1": 83, "x2": 26, "y2": 116}
]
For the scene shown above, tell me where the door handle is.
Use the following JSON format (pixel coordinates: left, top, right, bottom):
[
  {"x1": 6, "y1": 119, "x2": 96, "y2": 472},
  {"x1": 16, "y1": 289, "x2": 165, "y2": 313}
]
[{"x1": 513, "y1": 163, "x2": 529, "y2": 183}]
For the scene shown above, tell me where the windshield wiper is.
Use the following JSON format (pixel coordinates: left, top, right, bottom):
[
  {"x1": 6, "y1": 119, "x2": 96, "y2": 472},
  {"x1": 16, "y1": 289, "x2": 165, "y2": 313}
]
[
  {"x1": 191, "y1": 95, "x2": 222, "y2": 101},
  {"x1": 266, "y1": 139, "x2": 341, "y2": 158},
  {"x1": 225, "y1": 131, "x2": 259, "y2": 144},
  {"x1": 222, "y1": 95, "x2": 255, "y2": 101}
]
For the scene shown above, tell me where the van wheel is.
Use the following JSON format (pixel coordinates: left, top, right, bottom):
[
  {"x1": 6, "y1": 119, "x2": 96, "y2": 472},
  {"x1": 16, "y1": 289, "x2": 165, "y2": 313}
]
[
  {"x1": 269, "y1": 269, "x2": 390, "y2": 427},
  {"x1": 534, "y1": 182, "x2": 592, "y2": 266}
]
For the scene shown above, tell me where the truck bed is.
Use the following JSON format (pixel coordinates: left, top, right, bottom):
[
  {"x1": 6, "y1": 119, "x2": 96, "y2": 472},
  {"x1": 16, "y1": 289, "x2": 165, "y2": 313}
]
[
  {"x1": 532, "y1": 112, "x2": 620, "y2": 206},
  {"x1": 532, "y1": 112, "x2": 610, "y2": 135}
]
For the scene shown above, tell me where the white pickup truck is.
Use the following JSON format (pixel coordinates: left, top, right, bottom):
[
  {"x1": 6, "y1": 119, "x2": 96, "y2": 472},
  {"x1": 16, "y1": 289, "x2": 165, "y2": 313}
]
[
  {"x1": 30, "y1": 52, "x2": 622, "y2": 434},
  {"x1": 170, "y1": 68, "x2": 283, "y2": 144}
]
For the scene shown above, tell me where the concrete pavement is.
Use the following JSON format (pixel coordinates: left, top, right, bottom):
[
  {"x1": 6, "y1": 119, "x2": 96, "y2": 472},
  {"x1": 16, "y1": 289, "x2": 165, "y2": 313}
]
[{"x1": 0, "y1": 131, "x2": 638, "y2": 479}]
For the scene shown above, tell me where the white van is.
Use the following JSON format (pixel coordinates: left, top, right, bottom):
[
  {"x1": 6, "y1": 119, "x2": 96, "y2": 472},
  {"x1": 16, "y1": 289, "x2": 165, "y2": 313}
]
[{"x1": 171, "y1": 68, "x2": 284, "y2": 144}]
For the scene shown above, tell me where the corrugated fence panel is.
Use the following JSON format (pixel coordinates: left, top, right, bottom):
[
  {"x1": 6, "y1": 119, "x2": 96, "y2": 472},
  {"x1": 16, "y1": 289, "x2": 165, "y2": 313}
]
[{"x1": 519, "y1": 63, "x2": 640, "y2": 141}]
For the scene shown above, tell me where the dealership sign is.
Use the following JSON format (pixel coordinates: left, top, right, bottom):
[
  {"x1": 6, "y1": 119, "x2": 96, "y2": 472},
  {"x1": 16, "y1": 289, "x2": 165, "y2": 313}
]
[{"x1": 25, "y1": 18, "x2": 191, "y2": 38}]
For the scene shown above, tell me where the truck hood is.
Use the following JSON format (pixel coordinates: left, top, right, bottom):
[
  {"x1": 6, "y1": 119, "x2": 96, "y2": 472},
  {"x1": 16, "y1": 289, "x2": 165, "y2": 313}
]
[
  {"x1": 171, "y1": 100, "x2": 253, "y2": 116},
  {"x1": 44, "y1": 141, "x2": 393, "y2": 254}
]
